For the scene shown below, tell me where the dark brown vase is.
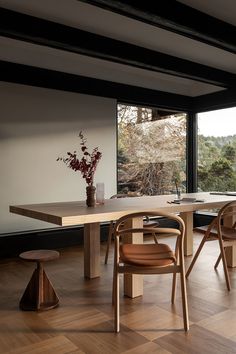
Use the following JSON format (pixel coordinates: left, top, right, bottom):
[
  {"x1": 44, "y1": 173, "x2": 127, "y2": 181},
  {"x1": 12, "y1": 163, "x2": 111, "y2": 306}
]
[{"x1": 86, "y1": 185, "x2": 96, "y2": 207}]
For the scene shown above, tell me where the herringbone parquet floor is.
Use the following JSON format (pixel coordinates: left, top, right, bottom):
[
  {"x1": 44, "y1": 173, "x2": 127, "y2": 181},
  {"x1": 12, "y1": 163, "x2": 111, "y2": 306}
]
[{"x1": 0, "y1": 232, "x2": 236, "y2": 354}]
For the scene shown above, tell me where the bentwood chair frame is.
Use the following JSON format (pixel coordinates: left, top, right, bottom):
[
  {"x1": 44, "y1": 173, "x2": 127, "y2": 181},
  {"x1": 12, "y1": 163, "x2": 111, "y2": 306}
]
[
  {"x1": 186, "y1": 200, "x2": 236, "y2": 291},
  {"x1": 113, "y1": 210, "x2": 189, "y2": 333},
  {"x1": 104, "y1": 194, "x2": 158, "y2": 264}
]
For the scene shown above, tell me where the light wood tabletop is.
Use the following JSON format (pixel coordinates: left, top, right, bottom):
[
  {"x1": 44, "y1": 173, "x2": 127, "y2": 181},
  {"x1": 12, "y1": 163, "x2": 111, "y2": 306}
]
[
  {"x1": 10, "y1": 192, "x2": 236, "y2": 226},
  {"x1": 10, "y1": 192, "x2": 236, "y2": 298}
]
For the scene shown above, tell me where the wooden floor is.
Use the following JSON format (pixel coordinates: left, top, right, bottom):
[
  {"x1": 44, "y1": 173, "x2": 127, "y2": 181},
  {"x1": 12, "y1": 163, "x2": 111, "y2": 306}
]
[{"x1": 1, "y1": 233, "x2": 236, "y2": 354}]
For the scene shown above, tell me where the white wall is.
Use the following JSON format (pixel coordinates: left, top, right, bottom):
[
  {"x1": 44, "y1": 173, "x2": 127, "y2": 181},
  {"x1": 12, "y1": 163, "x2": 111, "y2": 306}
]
[{"x1": 0, "y1": 82, "x2": 117, "y2": 234}]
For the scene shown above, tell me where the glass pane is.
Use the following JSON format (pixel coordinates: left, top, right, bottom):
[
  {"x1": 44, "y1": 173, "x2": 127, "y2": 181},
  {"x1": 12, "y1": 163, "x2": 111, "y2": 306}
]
[
  {"x1": 117, "y1": 104, "x2": 187, "y2": 195},
  {"x1": 197, "y1": 107, "x2": 236, "y2": 192}
]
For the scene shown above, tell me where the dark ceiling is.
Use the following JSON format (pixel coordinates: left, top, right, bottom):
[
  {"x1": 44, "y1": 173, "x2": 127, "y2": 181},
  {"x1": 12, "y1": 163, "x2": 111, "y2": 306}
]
[{"x1": 1, "y1": 0, "x2": 236, "y2": 112}]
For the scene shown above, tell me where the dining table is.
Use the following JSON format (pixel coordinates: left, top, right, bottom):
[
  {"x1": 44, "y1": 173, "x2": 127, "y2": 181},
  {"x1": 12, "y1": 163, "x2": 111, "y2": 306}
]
[{"x1": 10, "y1": 192, "x2": 236, "y2": 298}]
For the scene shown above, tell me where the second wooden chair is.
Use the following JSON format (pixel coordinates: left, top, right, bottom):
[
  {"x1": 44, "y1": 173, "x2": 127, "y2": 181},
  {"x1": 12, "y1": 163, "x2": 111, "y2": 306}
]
[{"x1": 186, "y1": 200, "x2": 236, "y2": 290}]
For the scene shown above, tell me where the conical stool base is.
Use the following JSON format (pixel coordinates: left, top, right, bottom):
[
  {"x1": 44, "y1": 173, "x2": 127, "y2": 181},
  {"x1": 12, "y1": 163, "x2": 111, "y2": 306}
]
[{"x1": 20, "y1": 266, "x2": 59, "y2": 311}]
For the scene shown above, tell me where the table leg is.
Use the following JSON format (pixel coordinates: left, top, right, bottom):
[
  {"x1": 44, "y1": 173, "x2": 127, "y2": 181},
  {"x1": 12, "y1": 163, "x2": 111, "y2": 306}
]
[
  {"x1": 180, "y1": 211, "x2": 193, "y2": 256},
  {"x1": 84, "y1": 222, "x2": 100, "y2": 278},
  {"x1": 223, "y1": 209, "x2": 236, "y2": 267},
  {"x1": 124, "y1": 217, "x2": 143, "y2": 298},
  {"x1": 225, "y1": 247, "x2": 236, "y2": 267}
]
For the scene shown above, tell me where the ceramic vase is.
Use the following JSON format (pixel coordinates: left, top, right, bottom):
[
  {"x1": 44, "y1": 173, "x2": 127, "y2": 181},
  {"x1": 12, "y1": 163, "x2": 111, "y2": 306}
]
[{"x1": 86, "y1": 185, "x2": 96, "y2": 207}]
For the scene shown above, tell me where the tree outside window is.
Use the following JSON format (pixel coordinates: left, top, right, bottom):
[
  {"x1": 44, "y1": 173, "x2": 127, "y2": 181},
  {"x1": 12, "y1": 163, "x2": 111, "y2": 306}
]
[
  {"x1": 117, "y1": 104, "x2": 187, "y2": 195},
  {"x1": 198, "y1": 108, "x2": 236, "y2": 192}
]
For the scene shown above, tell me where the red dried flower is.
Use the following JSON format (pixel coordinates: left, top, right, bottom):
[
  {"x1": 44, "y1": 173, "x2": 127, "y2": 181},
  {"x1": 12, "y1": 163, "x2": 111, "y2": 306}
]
[{"x1": 57, "y1": 131, "x2": 102, "y2": 186}]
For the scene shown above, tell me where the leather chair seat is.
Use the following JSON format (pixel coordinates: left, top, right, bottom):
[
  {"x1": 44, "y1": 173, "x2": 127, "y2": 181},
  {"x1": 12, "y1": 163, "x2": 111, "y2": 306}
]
[{"x1": 120, "y1": 243, "x2": 176, "y2": 266}]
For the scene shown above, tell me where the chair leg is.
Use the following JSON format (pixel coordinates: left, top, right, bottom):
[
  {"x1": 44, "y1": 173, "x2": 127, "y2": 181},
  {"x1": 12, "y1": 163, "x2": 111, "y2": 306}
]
[
  {"x1": 171, "y1": 273, "x2": 176, "y2": 304},
  {"x1": 218, "y1": 241, "x2": 231, "y2": 291},
  {"x1": 186, "y1": 234, "x2": 208, "y2": 278},
  {"x1": 171, "y1": 272, "x2": 177, "y2": 304},
  {"x1": 179, "y1": 264, "x2": 189, "y2": 331},
  {"x1": 214, "y1": 253, "x2": 222, "y2": 269},
  {"x1": 114, "y1": 271, "x2": 120, "y2": 333},
  {"x1": 105, "y1": 221, "x2": 114, "y2": 264},
  {"x1": 172, "y1": 239, "x2": 180, "y2": 304},
  {"x1": 112, "y1": 257, "x2": 116, "y2": 305}
]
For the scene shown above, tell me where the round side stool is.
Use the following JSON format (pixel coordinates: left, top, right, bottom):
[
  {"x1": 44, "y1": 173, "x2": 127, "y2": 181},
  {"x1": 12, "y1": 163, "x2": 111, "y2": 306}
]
[{"x1": 19, "y1": 250, "x2": 60, "y2": 311}]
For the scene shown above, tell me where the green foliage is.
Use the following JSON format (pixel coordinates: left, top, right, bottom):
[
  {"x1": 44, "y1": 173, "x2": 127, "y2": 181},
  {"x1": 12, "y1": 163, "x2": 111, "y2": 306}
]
[
  {"x1": 198, "y1": 136, "x2": 236, "y2": 192},
  {"x1": 209, "y1": 158, "x2": 233, "y2": 177},
  {"x1": 222, "y1": 144, "x2": 236, "y2": 162}
]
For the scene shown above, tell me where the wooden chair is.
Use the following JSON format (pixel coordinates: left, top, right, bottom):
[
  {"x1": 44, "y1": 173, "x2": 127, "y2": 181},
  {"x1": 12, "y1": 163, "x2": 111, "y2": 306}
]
[
  {"x1": 104, "y1": 193, "x2": 159, "y2": 264},
  {"x1": 186, "y1": 200, "x2": 236, "y2": 291},
  {"x1": 113, "y1": 211, "x2": 189, "y2": 332},
  {"x1": 19, "y1": 249, "x2": 60, "y2": 311}
]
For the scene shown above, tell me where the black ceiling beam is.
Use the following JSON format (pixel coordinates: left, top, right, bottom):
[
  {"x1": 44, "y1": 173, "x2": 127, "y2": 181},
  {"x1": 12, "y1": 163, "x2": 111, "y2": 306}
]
[
  {"x1": 193, "y1": 89, "x2": 236, "y2": 113},
  {"x1": 2, "y1": 59, "x2": 234, "y2": 114},
  {"x1": 0, "y1": 60, "x2": 192, "y2": 112},
  {"x1": 80, "y1": 0, "x2": 236, "y2": 54},
  {"x1": 0, "y1": 8, "x2": 235, "y2": 89}
]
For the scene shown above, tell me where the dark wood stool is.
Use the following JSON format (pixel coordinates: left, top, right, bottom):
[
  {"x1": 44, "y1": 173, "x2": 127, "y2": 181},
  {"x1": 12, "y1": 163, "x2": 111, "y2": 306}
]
[{"x1": 19, "y1": 250, "x2": 60, "y2": 311}]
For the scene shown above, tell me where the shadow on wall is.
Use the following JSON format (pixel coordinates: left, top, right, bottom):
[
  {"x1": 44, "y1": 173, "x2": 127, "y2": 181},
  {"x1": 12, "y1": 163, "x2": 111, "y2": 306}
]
[{"x1": 0, "y1": 82, "x2": 115, "y2": 139}]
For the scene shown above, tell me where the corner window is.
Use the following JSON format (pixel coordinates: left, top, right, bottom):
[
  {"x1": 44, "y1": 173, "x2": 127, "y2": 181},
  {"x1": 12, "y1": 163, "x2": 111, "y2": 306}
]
[
  {"x1": 117, "y1": 104, "x2": 187, "y2": 195},
  {"x1": 197, "y1": 107, "x2": 236, "y2": 192}
]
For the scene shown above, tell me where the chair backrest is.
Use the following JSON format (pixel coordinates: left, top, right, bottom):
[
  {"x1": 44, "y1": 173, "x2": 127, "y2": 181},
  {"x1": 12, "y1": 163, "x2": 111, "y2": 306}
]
[
  {"x1": 216, "y1": 200, "x2": 236, "y2": 235},
  {"x1": 197, "y1": 200, "x2": 236, "y2": 237},
  {"x1": 110, "y1": 192, "x2": 140, "y2": 199},
  {"x1": 110, "y1": 192, "x2": 152, "y2": 223},
  {"x1": 110, "y1": 194, "x2": 129, "y2": 199},
  {"x1": 114, "y1": 210, "x2": 185, "y2": 257}
]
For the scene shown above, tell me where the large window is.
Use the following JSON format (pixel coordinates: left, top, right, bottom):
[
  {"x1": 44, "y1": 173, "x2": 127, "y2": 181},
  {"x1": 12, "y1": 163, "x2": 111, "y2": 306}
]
[
  {"x1": 117, "y1": 104, "x2": 187, "y2": 195},
  {"x1": 198, "y1": 107, "x2": 236, "y2": 192}
]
